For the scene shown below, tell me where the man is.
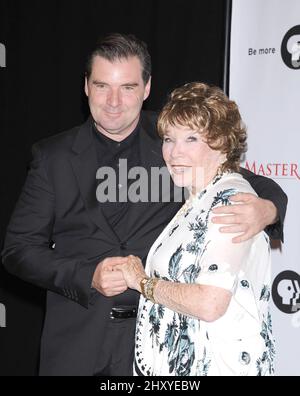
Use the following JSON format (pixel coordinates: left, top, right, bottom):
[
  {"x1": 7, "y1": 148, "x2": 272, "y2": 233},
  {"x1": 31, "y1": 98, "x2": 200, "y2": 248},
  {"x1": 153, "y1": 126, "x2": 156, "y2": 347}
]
[{"x1": 2, "y1": 33, "x2": 287, "y2": 376}]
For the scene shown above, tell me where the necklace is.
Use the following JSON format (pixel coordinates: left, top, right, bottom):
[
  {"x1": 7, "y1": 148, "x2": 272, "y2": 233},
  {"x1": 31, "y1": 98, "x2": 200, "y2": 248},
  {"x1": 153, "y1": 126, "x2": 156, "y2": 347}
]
[
  {"x1": 172, "y1": 169, "x2": 226, "y2": 224},
  {"x1": 173, "y1": 196, "x2": 194, "y2": 223}
]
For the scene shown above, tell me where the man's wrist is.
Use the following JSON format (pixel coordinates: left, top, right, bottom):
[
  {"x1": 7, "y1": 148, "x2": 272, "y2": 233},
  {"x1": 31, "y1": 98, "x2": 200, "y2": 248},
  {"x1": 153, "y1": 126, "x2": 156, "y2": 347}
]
[{"x1": 266, "y1": 200, "x2": 278, "y2": 225}]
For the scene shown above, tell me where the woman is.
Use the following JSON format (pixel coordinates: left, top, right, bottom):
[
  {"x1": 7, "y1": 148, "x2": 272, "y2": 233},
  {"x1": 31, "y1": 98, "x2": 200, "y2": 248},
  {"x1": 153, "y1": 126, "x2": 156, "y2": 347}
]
[{"x1": 118, "y1": 82, "x2": 275, "y2": 376}]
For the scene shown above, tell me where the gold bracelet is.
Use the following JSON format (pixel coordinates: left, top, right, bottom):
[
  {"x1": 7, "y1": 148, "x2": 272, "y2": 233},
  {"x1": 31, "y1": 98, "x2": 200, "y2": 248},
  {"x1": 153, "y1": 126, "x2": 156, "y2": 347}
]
[
  {"x1": 140, "y1": 277, "x2": 150, "y2": 297},
  {"x1": 143, "y1": 277, "x2": 159, "y2": 304}
]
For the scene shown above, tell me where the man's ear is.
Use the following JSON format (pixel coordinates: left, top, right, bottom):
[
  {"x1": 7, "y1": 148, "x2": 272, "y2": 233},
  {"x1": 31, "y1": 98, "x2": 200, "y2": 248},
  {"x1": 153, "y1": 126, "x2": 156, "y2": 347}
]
[
  {"x1": 143, "y1": 76, "x2": 151, "y2": 101},
  {"x1": 84, "y1": 76, "x2": 89, "y2": 97}
]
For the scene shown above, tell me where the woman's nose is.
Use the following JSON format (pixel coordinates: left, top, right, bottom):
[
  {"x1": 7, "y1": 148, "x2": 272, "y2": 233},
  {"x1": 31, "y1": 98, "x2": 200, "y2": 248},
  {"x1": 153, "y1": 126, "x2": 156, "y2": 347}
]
[{"x1": 170, "y1": 142, "x2": 184, "y2": 158}]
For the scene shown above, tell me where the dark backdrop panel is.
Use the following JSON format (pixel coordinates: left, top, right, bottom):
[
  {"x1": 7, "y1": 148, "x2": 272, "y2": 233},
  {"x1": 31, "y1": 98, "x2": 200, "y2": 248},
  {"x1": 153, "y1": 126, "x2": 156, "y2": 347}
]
[{"x1": 0, "y1": 0, "x2": 227, "y2": 375}]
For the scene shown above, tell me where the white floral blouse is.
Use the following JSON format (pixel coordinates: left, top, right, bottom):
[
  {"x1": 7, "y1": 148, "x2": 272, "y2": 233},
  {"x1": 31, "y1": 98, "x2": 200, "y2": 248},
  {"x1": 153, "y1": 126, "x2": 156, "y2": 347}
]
[{"x1": 134, "y1": 172, "x2": 275, "y2": 376}]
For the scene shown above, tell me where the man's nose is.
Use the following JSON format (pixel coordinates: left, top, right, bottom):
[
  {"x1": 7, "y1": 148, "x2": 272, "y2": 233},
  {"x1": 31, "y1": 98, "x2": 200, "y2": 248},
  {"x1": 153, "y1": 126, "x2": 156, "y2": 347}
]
[{"x1": 107, "y1": 89, "x2": 121, "y2": 107}]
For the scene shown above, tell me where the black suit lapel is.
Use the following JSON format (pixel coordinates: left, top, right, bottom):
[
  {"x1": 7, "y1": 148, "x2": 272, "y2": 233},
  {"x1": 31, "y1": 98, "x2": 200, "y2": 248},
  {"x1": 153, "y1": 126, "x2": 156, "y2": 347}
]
[
  {"x1": 138, "y1": 113, "x2": 183, "y2": 203},
  {"x1": 70, "y1": 118, "x2": 119, "y2": 241},
  {"x1": 139, "y1": 112, "x2": 164, "y2": 169}
]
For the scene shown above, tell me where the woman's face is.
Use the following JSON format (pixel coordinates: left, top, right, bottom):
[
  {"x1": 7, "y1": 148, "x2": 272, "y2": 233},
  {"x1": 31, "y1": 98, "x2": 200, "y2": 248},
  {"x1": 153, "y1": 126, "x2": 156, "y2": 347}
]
[{"x1": 162, "y1": 124, "x2": 224, "y2": 193}]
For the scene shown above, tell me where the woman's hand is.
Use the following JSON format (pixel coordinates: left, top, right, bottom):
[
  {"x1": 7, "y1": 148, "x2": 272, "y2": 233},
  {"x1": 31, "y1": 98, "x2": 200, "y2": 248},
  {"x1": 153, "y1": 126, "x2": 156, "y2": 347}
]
[{"x1": 116, "y1": 255, "x2": 146, "y2": 292}]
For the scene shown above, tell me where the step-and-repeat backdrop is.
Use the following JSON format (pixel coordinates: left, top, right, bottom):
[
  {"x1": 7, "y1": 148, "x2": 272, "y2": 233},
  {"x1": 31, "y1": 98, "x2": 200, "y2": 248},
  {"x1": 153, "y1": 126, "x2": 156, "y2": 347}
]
[{"x1": 229, "y1": 0, "x2": 300, "y2": 375}]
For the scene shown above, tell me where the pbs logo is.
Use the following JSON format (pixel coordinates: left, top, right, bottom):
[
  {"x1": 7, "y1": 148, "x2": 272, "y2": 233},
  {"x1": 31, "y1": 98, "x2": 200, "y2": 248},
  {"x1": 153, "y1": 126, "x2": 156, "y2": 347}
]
[
  {"x1": 272, "y1": 270, "x2": 300, "y2": 314},
  {"x1": 281, "y1": 25, "x2": 300, "y2": 69}
]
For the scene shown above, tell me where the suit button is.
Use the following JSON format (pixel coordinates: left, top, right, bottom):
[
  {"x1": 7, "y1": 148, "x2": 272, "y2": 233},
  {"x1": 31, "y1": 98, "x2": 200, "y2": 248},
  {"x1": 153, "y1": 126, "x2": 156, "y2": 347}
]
[{"x1": 120, "y1": 242, "x2": 127, "y2": 250}]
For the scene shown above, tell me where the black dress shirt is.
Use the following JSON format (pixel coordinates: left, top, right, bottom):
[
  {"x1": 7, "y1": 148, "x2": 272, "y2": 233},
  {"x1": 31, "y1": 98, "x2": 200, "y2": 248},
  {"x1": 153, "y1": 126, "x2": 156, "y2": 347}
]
[{"x1": 93, "y1": 122, "x2": 141, "y2": 240}]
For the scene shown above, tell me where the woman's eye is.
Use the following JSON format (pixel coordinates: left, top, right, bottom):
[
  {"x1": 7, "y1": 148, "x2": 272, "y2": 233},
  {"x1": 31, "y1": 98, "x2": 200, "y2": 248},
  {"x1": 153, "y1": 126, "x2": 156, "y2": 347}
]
[
  {"x1": 163, "y1": 137, "x2": 172, "y2": 143},
  {"x1": 187, "y1": 136, "x2": 198, "y2": 142}
]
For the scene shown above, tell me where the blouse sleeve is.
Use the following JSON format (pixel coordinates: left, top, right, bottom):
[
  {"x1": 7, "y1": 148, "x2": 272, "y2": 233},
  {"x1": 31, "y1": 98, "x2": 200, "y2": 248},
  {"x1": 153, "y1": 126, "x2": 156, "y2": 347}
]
[{"x1": 195, "y1": 202, "x2": 254, "y2": 292}]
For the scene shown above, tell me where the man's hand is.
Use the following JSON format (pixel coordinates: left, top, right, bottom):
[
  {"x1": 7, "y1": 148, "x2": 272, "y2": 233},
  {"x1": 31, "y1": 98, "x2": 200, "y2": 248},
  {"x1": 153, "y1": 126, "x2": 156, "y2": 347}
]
[
  {"x1": 92, "y1": 257, "x2": 129, "y2": 296},
  {"x1": 211, "y1": 192, "x2": 278, "y2": 243}
]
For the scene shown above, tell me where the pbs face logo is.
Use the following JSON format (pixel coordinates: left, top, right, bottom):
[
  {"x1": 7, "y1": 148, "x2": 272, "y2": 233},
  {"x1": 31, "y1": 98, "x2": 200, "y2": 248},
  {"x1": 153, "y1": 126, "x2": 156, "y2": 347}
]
[
  {"x1": 272, "y1": 271, "x2": 300, "y2": 314},
  {"x1": 281, "y1": 25, "x2": 300, "y2": 69}
]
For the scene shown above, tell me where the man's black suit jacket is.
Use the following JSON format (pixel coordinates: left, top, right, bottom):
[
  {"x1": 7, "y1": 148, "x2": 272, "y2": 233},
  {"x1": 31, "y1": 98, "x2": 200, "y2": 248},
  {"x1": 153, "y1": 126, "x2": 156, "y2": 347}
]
[{"x1": 2, "y1": 111, "x2": 287, "y2": 375}]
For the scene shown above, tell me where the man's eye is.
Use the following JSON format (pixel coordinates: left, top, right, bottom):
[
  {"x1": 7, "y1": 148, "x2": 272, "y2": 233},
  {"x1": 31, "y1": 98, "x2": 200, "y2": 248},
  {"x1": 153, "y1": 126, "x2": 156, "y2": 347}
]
[
  {"x1": 124, "y1": 86, "x2": 134, "y2": 91},
  {"x1": 96, "y1": 84, "x2": 106, "y2": 89}
]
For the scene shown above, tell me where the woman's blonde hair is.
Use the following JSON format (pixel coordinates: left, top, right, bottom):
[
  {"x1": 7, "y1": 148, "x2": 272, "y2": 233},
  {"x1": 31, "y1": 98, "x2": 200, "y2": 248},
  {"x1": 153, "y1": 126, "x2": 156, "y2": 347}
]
[{"x1": 157, "y1": 82, "x2": 247, "y2": 172}]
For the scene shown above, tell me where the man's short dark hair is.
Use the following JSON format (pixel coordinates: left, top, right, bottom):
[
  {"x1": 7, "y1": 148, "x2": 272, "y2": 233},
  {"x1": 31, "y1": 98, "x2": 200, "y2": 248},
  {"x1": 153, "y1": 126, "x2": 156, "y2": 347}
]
[{"x1": 85, "y1": 33, "x2": 151, "y2": 85}]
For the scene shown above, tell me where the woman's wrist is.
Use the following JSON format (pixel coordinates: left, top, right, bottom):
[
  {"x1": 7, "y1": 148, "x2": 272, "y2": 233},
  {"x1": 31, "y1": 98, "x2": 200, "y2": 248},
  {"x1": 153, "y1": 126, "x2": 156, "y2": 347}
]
[
  {"x1": 139, "y1": 276, "x2": 149, "y2": 295},
  {"x1": 140, "y1": 277, "x2": 159, "y2": 303},
  {"x1": 134, "y1": 274, "x2": 146, "y2": 293}
]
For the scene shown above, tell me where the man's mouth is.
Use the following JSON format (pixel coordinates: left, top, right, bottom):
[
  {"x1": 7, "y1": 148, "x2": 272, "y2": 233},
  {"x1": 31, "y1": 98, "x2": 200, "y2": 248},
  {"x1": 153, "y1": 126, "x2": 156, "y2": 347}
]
[{"x1": 104, "y1": 110, "x2": 122, "y2": 117}]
